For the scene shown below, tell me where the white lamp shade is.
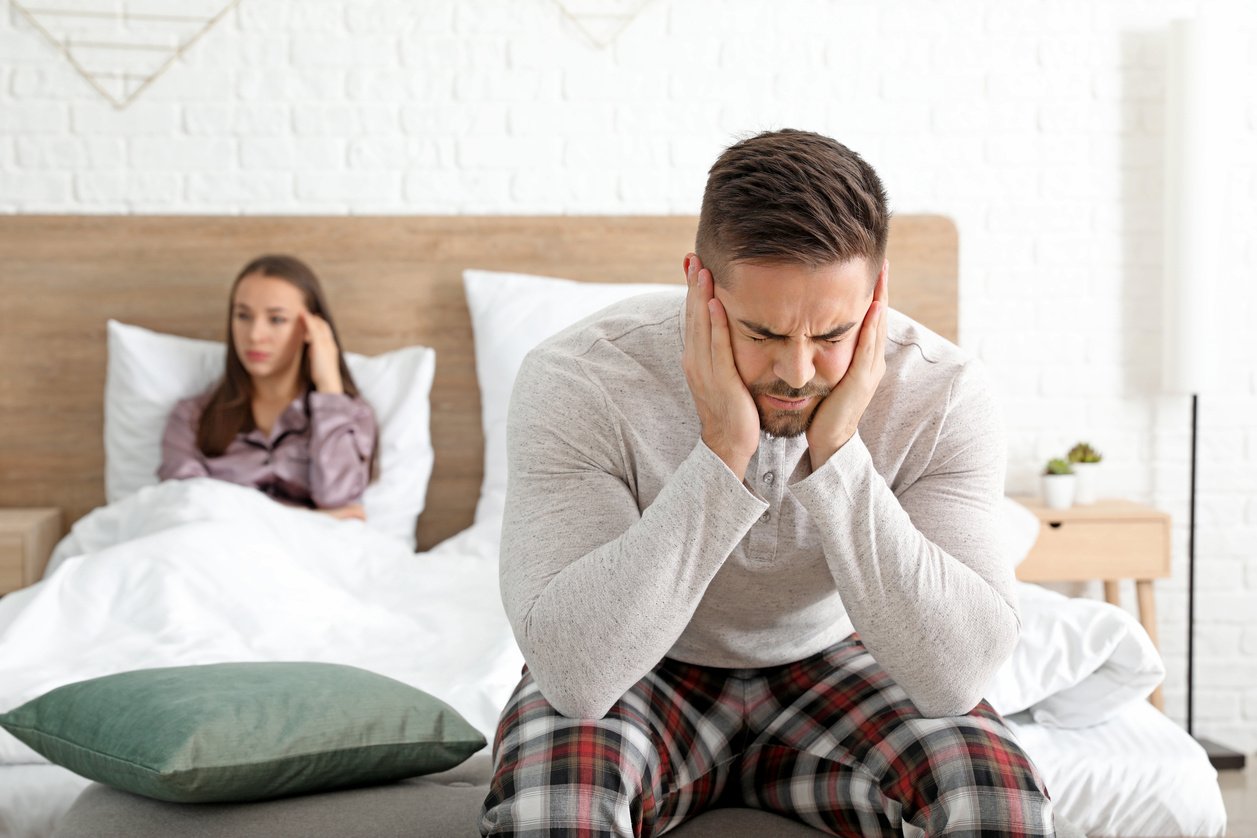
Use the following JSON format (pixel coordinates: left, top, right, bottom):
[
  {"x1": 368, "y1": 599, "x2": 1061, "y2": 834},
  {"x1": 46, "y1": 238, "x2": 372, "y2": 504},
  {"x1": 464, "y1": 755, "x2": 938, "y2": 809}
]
[{"x1": 1162, "y1": 18, "x2": 1224, "y2": 396}]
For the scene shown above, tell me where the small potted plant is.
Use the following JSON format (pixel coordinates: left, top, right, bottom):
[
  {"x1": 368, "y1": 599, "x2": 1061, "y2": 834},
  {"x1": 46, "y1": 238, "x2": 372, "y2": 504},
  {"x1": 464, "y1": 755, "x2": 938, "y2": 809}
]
[
  {"x1": 1067, "y1": 442, "x2": 1103, "y2": 505},
  {"x1": 1042, "y1": 458, "x2": 1075, "y2": 510}
]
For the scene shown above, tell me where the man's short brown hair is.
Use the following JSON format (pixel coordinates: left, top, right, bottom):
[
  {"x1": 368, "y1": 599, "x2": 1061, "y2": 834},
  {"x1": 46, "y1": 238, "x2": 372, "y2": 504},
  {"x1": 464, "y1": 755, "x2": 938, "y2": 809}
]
[{"x1": 696, "y1": 129, "x2": 889, "y2": 282}]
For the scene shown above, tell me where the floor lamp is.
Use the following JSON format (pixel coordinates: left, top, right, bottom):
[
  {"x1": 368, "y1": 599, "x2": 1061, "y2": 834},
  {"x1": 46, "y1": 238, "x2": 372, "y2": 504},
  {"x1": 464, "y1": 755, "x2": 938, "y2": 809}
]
[
  {"x1": 1164, "y1": 18, "x2": 1245, "y2": 771},
  {"x1": 1184, "y1": 395, "x2": 1244, "y2": 770}
]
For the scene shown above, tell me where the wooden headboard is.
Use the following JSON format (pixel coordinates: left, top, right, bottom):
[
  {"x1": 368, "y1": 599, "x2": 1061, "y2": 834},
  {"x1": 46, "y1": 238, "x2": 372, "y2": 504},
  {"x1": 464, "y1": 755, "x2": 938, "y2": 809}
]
[{"x1": 0, "y1": 215, "x2": 957, "y2": 550}]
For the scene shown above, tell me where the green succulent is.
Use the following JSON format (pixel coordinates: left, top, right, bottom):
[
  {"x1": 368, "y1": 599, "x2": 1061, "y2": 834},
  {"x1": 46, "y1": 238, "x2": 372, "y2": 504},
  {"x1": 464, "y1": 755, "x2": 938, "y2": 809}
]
[
  {"x1": 1044, "y1": 458, "x2": 1074, "y2": 476},
  {"x1": 1067, "y1": 442, "x2": 1102, "y2": 464}
]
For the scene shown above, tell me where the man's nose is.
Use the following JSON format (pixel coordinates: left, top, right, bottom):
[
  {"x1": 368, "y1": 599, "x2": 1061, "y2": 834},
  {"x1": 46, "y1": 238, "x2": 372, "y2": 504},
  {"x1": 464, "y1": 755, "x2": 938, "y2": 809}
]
[{"x1": 774, "y1": 341, "x2": 815, "y2": 390}]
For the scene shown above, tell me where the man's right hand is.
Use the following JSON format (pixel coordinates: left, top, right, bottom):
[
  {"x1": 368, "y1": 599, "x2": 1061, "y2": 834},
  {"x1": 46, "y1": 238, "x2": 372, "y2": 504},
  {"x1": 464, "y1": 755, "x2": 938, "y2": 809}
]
[{"x1": 681, "y1": 253, "x2": 760, "y2": 480}]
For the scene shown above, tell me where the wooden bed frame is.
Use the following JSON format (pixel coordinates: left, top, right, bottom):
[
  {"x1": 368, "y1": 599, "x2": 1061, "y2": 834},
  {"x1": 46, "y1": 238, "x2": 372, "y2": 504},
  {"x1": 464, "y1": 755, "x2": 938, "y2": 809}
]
[{"x1": 0, "y1": 215, "x2": 957, "y2": 551}]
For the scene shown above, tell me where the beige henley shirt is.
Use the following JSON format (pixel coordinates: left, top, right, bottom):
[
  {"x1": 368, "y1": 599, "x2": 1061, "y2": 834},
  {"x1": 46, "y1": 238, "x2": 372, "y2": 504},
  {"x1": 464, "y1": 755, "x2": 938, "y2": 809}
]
[{"x1": 501, "y1": 291, "x2": 1018, "y2": 720}]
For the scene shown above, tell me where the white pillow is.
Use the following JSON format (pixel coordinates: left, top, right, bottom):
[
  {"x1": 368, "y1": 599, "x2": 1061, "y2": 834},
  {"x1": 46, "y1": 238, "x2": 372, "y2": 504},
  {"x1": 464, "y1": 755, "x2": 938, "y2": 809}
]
[
  {"x1": 984, "y1": 582, "x2": 1165, "y2": 727},
  {"x1": 104, "y1": 320, "x2": 436, "y2": 550},
  {"x1": 462, "y1": 270, "x2": 683, "y2": 527}
]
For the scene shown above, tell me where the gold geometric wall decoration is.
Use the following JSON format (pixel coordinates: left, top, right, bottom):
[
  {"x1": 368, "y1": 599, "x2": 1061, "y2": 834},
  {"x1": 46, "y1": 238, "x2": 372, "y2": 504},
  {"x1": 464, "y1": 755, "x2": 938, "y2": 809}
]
[
  {"x1": 10, "y1": 0, "x2": 240, "y2": 109},
  {"x1": 553, "y1": 0, "x2": 655, "y2": 49}
]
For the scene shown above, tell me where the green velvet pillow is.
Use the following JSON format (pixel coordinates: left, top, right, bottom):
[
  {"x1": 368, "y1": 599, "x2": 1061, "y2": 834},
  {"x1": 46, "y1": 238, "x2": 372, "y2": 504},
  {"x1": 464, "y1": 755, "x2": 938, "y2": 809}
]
[{"x1": 0, "y1": 662, "x2": 486, "y2": 803}]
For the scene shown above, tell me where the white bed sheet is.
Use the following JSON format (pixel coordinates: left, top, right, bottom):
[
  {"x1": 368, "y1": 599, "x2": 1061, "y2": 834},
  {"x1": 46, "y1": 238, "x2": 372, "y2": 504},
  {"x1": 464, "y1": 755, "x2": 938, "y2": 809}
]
[
  {"x1": 0, "y1": 482, "x2": 525, "y2": 837},
  {"x1": 1009, "y1": 699, "x2": 1228, "y2": 837},
  {"x1": 0, "y1": 480, "x2": 524, "y2": 754}
]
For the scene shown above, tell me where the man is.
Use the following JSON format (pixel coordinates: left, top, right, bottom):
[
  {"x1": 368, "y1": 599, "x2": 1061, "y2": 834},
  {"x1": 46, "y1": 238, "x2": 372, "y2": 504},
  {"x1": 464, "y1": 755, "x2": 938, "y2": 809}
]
[{"x1": 481, "y1": 130, "x2": 1054, "y2": 836}]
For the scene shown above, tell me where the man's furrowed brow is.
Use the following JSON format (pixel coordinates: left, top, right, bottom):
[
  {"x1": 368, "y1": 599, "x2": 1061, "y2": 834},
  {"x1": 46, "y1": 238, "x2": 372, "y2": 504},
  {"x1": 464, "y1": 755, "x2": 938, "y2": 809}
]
[
  {"x1": 816, "y1": 321, "x2": 859, "y2": 340},
  {"x1": 737, "y1": 319, "x2": 858, "y2": 340},
  {"x1": 737, "y1": 320, "x2": 783, "y2": 339}
]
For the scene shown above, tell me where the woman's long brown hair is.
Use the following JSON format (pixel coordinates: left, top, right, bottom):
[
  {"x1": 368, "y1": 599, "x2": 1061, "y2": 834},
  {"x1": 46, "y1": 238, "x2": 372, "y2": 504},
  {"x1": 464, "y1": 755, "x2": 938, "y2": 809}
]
[{"x1": 196, "y1": 255, "x2": 377, "y2": 480}]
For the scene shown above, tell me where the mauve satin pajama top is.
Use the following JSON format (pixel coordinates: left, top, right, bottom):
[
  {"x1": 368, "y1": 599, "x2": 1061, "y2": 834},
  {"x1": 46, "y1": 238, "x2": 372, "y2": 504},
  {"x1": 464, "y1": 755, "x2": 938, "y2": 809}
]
[{"x1": 157, "y1": 390, "x2": 376, "y2": 509}]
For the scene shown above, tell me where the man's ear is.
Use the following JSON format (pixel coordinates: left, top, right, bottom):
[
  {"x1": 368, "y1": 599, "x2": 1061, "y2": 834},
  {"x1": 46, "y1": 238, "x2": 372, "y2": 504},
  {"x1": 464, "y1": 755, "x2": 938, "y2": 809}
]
[
  {"x1": 702, "y1": 254, "x2": 729, "y2": 289},
  {"x1": 870, "y1": 258, "x2": 889, "y2": 298}
]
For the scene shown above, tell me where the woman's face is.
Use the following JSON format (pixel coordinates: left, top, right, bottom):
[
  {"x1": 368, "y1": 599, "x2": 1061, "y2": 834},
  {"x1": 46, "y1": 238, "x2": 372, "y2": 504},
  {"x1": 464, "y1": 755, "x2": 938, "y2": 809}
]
[{"x1": 231, "y1": 272, "x2": 309, "y2": 385}]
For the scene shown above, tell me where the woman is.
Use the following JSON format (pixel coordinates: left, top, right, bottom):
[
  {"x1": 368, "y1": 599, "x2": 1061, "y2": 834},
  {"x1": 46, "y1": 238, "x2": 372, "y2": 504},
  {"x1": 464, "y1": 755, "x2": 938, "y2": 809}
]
[{"x1": 158, "y1": 255, "x2": 377, "y2": 520}]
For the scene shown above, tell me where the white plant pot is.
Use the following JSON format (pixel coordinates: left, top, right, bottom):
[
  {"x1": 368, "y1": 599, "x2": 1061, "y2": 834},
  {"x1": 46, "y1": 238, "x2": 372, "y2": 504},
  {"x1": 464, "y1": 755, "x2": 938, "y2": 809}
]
[
  {"x1": 1041, "y1": 474, "x2": 1076, "y2": 510},
  {"x1": 1072, "y1": 462, "x2": 1100, "y2": 504}
]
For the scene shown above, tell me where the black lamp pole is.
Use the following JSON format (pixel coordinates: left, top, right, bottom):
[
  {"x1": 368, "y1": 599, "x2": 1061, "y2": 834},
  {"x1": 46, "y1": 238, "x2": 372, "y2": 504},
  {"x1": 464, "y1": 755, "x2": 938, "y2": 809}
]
[
  {"x1": 1187, "y1": 394, "x2": 1196, "y2": 738},
  {"x1": 1187, "y1": 393, "x2": 1246, "y2": 770}
]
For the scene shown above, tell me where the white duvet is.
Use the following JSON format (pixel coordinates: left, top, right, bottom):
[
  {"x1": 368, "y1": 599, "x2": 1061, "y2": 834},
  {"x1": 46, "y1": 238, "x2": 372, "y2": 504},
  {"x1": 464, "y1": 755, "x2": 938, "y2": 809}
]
[
  {"x1": 0, "y1": 479, "x2": 1166, "y2": 768},
  {"x1": 0, "y1": 479, "x2": 524, "y2": 765}
]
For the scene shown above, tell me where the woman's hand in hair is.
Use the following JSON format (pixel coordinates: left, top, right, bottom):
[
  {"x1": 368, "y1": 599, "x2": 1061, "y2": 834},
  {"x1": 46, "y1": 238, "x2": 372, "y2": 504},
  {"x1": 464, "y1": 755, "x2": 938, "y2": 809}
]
[
  {"x1": 301, "y1": 310, "x2": 344, "y2": 394},
  {"x1": 319, "y1": 503, "x2": 366, "y2": 521}
]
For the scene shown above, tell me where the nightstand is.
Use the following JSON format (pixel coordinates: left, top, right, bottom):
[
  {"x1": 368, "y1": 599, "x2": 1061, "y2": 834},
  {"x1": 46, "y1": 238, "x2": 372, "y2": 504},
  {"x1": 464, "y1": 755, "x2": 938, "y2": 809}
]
[
  {"x1": 0, "y1": 508, "x2": 63, "y2": 595},
  {"x1": 1013, "y1": 498, "x2": 1171, "y2": 711}
]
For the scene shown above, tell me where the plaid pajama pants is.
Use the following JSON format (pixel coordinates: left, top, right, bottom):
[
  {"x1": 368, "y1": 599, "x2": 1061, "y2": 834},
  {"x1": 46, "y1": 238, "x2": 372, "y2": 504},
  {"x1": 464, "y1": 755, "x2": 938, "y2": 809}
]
[{"x1": 479, "y1": 635, "x2": 1053, "y2": 837}]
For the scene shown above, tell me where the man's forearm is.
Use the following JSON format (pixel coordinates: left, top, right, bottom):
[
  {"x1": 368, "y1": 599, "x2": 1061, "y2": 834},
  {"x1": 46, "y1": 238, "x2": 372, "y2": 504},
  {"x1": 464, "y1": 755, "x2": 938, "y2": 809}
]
[
  {"x1": 791, "y1": 433, "x2": 1019, "y2": 717},
  {"x1": 502, "y1": 442, "x2": 767, "y2": 719}
]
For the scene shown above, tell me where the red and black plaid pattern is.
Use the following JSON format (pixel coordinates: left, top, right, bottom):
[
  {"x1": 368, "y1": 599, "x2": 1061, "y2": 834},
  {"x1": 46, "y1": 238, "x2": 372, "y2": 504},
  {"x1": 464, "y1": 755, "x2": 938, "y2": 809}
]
[{"x1": 480, "y1": 635, "x2": 1053, "y2": 837}]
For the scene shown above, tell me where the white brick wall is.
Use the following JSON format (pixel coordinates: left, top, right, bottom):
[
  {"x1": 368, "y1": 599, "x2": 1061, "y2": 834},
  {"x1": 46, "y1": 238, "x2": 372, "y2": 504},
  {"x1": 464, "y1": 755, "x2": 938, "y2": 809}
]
[{"x1": 2, "y1": 0, "x2": 1256, "y2": 752}]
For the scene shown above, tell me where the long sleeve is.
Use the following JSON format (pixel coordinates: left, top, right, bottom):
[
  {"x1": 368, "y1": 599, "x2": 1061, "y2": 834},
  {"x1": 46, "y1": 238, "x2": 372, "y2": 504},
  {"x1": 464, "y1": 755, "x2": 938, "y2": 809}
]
[
  {"x1": 789, "y1": 363, "x2": 1018, "y2": 718},
  {"x1": 157, "y1": 398, "x2": 210, "y2": 481},
  {"x1": 500, "y1": 350, "x2": 768, "y2": 720},
  {"x1": 306, "y1": 392, "x2": 376, "y2": 509}
]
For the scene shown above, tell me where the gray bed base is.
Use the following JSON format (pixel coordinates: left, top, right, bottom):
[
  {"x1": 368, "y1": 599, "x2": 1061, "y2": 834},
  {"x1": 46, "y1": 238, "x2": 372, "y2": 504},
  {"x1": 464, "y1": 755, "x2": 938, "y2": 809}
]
[{"x1": 52, "y1": 754, "x2": 825, "y2": 837}]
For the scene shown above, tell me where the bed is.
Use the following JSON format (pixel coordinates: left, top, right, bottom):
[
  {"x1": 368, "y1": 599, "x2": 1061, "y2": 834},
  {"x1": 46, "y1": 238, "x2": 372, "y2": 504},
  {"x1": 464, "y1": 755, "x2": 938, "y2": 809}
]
[{"x1": 0, "y1": 215, "x2": 1227, "y2": 837}]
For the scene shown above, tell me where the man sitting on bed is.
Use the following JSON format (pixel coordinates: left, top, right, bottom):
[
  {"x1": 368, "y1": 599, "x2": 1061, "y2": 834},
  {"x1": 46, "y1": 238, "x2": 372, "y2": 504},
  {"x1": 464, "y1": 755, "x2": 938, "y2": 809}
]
[{"x1": 481, "y1": 129, "x2": 1055, "y2": 836}]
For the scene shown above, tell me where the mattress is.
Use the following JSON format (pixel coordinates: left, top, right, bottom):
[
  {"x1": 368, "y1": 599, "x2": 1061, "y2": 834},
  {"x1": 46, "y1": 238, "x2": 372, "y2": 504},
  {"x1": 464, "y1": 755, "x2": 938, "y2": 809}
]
[
  {"x1": 0, "y1": 488, "x2": 1229, "y2": 837},
  {"x1": 0, "y1": 764, "x2": 90, "y2": 838},
  {"x1": 49, "y1": 754, "x2": 826, "y2": 838},
  {"x1": 12, "y1": 706, "x2": 1228, "y2": 838},
  {"x1": 1007, "y1": 699, "x2": 1228, "y2": 837}
]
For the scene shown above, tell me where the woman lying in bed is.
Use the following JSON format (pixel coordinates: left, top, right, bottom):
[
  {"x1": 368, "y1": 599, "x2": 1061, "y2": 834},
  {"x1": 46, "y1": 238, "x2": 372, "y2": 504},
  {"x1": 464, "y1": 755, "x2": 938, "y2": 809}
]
[{"x1": 158, "y1": 255, "x2": 377, "y2": 520}]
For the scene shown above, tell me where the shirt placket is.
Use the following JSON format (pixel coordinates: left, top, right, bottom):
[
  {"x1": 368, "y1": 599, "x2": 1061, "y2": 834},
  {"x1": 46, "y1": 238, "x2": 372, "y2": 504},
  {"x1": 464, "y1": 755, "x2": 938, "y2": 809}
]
[{"x1": 746, "y1": 439, "x2": 785, "y2": 563}]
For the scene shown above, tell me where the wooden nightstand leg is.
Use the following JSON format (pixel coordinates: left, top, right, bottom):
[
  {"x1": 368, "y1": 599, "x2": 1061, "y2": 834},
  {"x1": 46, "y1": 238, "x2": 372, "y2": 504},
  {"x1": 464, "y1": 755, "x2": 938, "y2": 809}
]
[
  {"x1": 1135, "y1": 579, "x2": 1165, "y2": 712},
  {"x1": 1103, "y1": 580, "x2": 1121, "y2": 607}
]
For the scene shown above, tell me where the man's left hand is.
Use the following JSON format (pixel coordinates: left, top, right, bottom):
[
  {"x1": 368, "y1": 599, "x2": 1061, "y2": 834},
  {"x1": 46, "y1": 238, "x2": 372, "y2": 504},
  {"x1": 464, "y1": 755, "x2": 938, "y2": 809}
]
[{"x1": 806, "y1": 261, "x2": 889, "y2": 472}]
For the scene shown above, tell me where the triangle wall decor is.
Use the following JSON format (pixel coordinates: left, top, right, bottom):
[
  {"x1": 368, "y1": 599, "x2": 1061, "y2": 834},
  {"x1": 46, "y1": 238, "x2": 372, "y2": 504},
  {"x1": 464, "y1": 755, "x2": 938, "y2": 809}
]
[
  {"x1": 552, "y1": 0, "x2": 654, "y2": 49},
  {"x1": 11, "y1": 0, "x2": 241, "y2": 109}
]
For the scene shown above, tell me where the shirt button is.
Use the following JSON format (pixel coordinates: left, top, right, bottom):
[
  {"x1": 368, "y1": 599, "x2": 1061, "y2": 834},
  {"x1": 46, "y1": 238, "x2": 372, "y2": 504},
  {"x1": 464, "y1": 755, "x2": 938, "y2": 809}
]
[
  {"x1": 760, "y1": 511, "x2": 770, "y2": 523},
  {"x1": 763, "y1": 471, "x2": 775, "y2": 485}
]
